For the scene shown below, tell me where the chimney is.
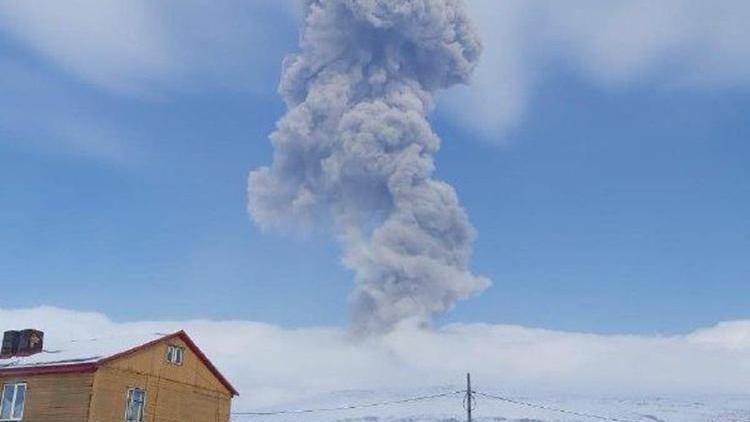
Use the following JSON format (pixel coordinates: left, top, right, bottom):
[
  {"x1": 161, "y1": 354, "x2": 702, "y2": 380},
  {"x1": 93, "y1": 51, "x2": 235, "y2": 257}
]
[
  {"x1": 1, "y1": 331, "x2": 20, "y2": 358},
  {"x1": 1, "y1": 330, "x2": 44, "y2": 358},
  {"x1": 17, "y1": 330, "x2": 44, "y2": 357}
]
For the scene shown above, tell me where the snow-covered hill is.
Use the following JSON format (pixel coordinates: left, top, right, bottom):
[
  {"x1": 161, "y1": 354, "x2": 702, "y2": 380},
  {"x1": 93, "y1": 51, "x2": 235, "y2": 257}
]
[{"x1": 231, "y1": 388, "x2": 750, "y2": 422}]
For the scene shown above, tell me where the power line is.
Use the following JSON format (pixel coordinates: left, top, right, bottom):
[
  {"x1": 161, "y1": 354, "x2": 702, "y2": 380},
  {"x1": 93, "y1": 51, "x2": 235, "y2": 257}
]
[
  {"x1": 232, "y1": 390, "x2": 462, "y2": 417},
  {"x1": 230, "y1": 374, "x2": 647, "y2": 422},
  {"x1": 474, "y1": 391, "x2": 640, "y2": 422}
]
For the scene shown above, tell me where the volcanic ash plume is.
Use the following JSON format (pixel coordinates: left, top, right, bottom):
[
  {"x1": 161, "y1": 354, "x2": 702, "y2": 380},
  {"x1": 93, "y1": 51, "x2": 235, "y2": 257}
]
[{"x1": 248, "y1": 0, "x2": 490, "y2": 334}]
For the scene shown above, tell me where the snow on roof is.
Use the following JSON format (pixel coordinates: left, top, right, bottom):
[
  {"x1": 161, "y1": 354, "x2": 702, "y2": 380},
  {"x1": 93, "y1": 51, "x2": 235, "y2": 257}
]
[
  {"x1": 0, "y1": 330, "x2": 239, "y2": 396},
  {"x1": 0, "y1": 331, "x2": 166, "y2": 370}
]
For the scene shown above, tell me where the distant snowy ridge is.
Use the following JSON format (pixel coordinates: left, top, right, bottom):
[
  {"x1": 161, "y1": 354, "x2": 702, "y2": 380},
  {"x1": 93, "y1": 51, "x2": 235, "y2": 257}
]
[{"x1": 230, "y1": 388, "x2": 750, "y2": 422}]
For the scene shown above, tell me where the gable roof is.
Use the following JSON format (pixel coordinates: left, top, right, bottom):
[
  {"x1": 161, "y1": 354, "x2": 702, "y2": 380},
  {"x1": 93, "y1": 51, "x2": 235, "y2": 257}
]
[{"x1": 0, "y1": 330, "x2": 238, "y2": 396}]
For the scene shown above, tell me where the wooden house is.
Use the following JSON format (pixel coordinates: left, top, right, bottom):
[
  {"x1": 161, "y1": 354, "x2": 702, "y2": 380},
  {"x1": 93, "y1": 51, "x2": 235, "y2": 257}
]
[{"x1": 0, "y1": 329, "x2": 238, "y2": 422}]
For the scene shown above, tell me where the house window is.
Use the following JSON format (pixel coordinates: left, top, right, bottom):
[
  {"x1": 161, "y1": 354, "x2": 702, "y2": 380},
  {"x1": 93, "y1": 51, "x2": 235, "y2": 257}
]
[
  {"x1": 124, "y1": 388, "x2": 145, "y2": 422},
  {"x1": 0, "y1": 383, "x2": 26, "y2": 421},
  {"x1": 166, "y1": 345, "x2": 184, "y2": 366}
]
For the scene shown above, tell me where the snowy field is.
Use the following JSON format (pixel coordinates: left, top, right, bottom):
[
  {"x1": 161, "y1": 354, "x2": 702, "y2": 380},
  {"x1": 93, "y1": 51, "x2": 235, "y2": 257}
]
[{"x1": 231, "y1": 388, "x2": 750, "y2": 422}]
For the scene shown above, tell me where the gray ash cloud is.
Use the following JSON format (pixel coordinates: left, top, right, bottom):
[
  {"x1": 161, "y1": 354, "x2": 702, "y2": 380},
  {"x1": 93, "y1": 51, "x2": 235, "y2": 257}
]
[{"x1": 249, "y1": 0, "x2": 489, "y2": 334}]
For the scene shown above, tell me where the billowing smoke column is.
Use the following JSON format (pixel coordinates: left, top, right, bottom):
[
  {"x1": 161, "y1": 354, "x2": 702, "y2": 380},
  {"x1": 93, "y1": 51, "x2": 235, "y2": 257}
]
[{"x1": 249, "y1": 0, "x2": 490, "y2": 334}]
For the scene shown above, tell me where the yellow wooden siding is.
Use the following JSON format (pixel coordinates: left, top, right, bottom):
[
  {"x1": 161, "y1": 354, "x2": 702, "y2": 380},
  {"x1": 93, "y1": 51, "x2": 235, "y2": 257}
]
[
  {"x1": 88, "y1": 338, "x2": 232, "y2": 422},
  {"x1": 0, "y1": 372, "x2": 94, "y2": 422}
]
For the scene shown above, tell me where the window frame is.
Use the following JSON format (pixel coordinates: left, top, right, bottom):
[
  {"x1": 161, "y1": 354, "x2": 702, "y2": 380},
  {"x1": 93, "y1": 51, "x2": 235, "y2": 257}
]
[
  {"x1": 165, "y1": 344, "x2": 184, "y2": 366},
  {"x1": 0, "y1": 382, "x2": 27, "y2": 422},
  {"x1": 123, "y1": 387, "x2": 146, "y2": 422}
]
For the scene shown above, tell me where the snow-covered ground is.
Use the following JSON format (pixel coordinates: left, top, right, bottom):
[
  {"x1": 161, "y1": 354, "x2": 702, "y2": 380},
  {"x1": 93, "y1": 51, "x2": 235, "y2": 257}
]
[{"x1": 231, "y1": 388, "x2": 750, "y2": 422}]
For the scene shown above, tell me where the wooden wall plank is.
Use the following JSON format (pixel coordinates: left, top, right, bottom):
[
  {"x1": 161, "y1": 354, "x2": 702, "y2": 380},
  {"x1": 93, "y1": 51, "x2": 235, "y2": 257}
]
[
  {"x1": 0, "y1": 372, "x2": 94, "y2": 422},
  {"x1": 89, "y1": 338, "x2": 232, "y2": 422}
]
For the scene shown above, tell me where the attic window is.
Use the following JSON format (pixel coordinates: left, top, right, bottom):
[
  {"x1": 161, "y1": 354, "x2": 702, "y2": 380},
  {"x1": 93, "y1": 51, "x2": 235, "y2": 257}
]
[{"x1": 166, "y1": 345, "x2": 184, "y2": 366}]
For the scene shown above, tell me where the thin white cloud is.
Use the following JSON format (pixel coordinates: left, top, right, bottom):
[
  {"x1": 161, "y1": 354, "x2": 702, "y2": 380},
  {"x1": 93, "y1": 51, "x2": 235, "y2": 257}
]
[
  {"x1": 442, "y1": 0, "x2": 750, "y2": 141},
  {"x1": 2, "y1": 306, "x2": 748, "y2": 412},
  {"x1": 1, "y1": 1, "x2": 749, "y2": 155},
  {"x1": 0, "y1": 0, "x2": 173, "y2": 96},
  {"x1": 0, "y1": 60, "x2": 132, "y2": 164},
  {"x1": 0, "y1": 1, "x2": 298, "y2": 161},
  {"x1": 0, "y1": 0, "x2": 297, "y2": 97}
]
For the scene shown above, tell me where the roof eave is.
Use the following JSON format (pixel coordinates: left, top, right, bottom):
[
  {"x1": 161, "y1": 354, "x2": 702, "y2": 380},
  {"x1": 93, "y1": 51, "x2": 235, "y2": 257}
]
[{"x1": 0, "y1": 362, "x2": 98, "y2": 377}]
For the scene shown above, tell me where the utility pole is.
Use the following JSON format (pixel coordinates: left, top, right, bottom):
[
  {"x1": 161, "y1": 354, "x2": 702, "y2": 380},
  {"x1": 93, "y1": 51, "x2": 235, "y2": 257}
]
[{"x1": 466, "y1": 373, "x2": 473, "y2": 422}]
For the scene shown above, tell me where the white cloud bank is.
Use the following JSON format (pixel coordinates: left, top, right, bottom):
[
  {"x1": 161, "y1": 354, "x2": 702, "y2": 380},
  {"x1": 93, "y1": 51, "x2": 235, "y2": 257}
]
[{"x1": 2, "y1": 306, "x2": 749, "y2": 410}]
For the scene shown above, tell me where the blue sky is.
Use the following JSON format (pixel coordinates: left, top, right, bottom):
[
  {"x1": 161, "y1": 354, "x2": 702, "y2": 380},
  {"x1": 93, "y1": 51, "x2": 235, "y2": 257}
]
[{"x1": 0, "y1": 1, "x2": 748, "y2": 335}]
